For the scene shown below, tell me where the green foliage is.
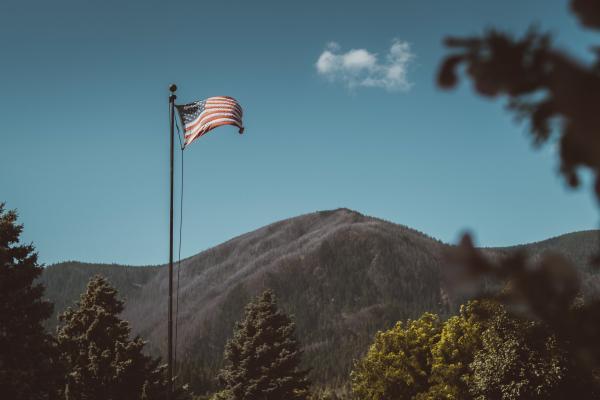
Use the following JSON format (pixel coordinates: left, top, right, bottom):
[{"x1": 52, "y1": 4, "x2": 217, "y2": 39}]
[
  {"x1": 308, "y1": 387, "x2": 350, "y2": 400},
  {"x1": 217, "y1": 290, "x2": 310, "y2": 400},
  {"x1": 209, "y1": 389, "x2": 233, "y2": 400},
  {"x1": 425, "y1": 301, "x2": 489, "y2": 399},
  {"x1": 351, "y1": 300, "x2": 595, "y2": 400},
  {"x1": 350, "y1": 312, "x2": 442, "y2": 400},
  {"x1": 0, "y1": 204, "x2": 62, "y2": 399},
  {"x1": 56, "y1": 275, "x2": 171, "y2": 400},
  {"x1": 468, "y1": 306, "x2": 565, "y2": 400}
]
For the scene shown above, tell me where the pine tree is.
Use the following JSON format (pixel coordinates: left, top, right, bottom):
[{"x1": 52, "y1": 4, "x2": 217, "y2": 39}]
[
  {"x1": 218, "y1": 290, "x2": 310, "y2": 400},
  {"x1": 56, "y1": 274, "x2": 170, "y2": 400},
  {"x1": 0, "y1": 203, "x2": 62, "y2": 399}
]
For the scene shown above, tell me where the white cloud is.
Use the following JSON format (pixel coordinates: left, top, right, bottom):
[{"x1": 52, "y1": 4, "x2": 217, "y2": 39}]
[
  {"x1": 342, "y1": 49, "x2": 377, "y2": 70},
  {"x1": 315, "y1": 39, "x2": 415, "y2": 92}
]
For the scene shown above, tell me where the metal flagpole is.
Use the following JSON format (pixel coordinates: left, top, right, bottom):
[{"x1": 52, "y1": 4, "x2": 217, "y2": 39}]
[{"x1": 168, "y1": 83, "x2": 177, "y2": 400}]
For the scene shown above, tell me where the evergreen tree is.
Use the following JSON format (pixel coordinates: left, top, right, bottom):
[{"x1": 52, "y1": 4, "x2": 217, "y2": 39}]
[
  {"x1": 0, "y1": 203, "x2": 62, "y2": 399},
  {"x1": 56, "y1": 274, "x2": 170, "y2": 400},
  {"x1": 217, "y1": 290, "x2": 310, "y2": 400}
]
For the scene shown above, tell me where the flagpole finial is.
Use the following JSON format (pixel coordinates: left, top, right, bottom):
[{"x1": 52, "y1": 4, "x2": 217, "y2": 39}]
[{"x1": 169, "y1": 84, "x2": 177, "y2": 103}]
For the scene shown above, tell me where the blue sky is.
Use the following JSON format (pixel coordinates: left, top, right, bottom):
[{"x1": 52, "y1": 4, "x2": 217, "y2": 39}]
[{"x1": 1, "y1": 0, "x2": 599, "y2": 265}]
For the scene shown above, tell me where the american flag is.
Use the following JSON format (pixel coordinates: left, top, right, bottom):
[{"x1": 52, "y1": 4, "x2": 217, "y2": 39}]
[{"x1": 175, "y1": 96, "x2": 244, "y2": 148}]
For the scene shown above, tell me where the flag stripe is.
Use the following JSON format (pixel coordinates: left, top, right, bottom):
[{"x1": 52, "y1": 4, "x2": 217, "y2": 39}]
[
  {"x1": 209, "y1": 96, "x2": 237, "y2": 102},
  {"x1": 185, "y1": 118, "x2": 242, "y2": 141},
  {"x1": 186, "y1": 115, "x2": 242, "y2": 134},
  {"x1": 197, "y1": 112, "x2": 241, "y2": 126},
  {"x1": 184, "y1": 109, "x2": 242, "y2": 131},
  {"x1": 175, "y1": 96, "x2": 244, "y2": 148},
  {"x1": 185, "y1": 117, "x2": 242, "y2": 139},
  {"x1": 206, "y1": 98, "x2": 238, "y2": 104},
  {"x1": 185, "y1": 118, "x2": 243, "y2": 138},
  {"x1": 205, "y1": 102, "x2": 242, "y2": 115},
  {"x1": 184, "y1": 119, "x2": 243, "y2": 145}
]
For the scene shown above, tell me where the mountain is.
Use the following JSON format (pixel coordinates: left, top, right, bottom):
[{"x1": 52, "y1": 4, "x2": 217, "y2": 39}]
[{"x1": 39, "y1": 208, "x2": 600, "y2": 391}]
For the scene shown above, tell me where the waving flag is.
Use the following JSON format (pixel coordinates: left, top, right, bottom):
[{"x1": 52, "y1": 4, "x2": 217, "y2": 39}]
[{"x1": 176, "y1": 96, "x2": 244, "y2": 148}]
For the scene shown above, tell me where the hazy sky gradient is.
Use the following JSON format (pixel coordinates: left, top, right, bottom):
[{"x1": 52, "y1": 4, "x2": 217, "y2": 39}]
[{"x1": 2, "y1": 0, "x2": 599, "y2": 265}]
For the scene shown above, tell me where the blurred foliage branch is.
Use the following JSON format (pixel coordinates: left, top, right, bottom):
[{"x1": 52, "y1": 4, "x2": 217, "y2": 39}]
[
  {"x1": 439, "y1": 0, "x2": 600, "y2": 192},
  {"x1": 438, "y1": 0, "x2": 600, "y2": 389}
]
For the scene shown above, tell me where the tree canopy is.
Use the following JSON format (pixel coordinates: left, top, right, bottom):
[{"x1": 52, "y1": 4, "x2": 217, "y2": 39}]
[
  {"x1": 351, "y1": 312, "x2": 441, "y2": 400},
  {"x1": 0, "y1": 204, "x2": 62, "y2": 400},
  {"x1": 217, "y1": 290, "x2": 310, "y2": 400},
  {"x1": 56, "y1": 275, "x2": 170, "y2": 400},
  {"x1": 350, "y1": 299, "x2": 593, "y2": 400}
]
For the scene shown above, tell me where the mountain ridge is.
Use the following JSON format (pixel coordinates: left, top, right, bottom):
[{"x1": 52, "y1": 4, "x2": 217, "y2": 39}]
[{"x1": 39, "y1": 208, "x2": 600, "y2": 391}]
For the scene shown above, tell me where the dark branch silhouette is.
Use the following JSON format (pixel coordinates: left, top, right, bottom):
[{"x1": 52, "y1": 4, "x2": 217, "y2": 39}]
[{"x1": 438, "y1": 0, "x2": 600, "y2": 388}]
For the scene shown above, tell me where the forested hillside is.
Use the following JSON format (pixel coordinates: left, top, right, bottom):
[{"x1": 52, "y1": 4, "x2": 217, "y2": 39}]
[{"x1": 39, "y1": 208, "x2": 600, "y2": 391}]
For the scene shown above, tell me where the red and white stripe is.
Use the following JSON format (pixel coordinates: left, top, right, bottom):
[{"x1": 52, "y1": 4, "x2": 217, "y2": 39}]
[{"x1": 184, "y1": 96, "x2": 244, "y2": 147}]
